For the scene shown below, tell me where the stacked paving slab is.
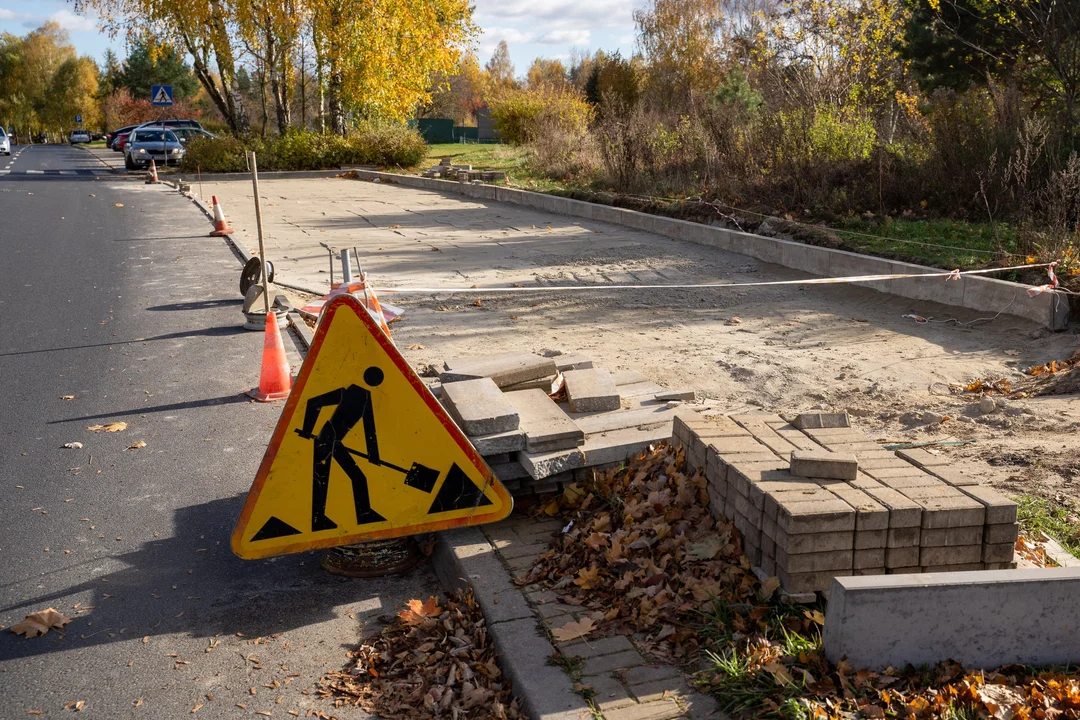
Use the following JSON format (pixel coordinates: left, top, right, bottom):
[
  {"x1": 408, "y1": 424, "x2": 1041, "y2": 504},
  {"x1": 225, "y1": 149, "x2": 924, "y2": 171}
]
[
  {"x1": 421, "y1": 159, "x2": 507, "y2": 183},
  {"x1": 676, "y1": 411, "x2": 1019, "y2": 595},
  {"x1": 437, "y1": 352, "x2": 696, "y2": 500}
]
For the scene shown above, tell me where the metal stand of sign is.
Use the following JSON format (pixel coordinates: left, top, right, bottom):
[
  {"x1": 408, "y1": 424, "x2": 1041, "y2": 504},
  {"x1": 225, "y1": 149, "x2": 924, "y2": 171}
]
[{"x1": 249, "y1": 152, "x2": 272, "y2": 317}]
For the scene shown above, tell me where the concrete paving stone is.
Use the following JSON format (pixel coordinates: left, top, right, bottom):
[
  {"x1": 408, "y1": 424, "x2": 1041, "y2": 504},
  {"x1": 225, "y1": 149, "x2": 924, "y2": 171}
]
[
  {"x1": 611, "y1": 369, "x2": 651, "y2": 385},
  {"x1": 553, "y1": 353, "x2": 594, "y2": 372},
  {"x1": 853, "y1": 567, "x2": 887, "y2": 576},
  {"x1": 854, "y1": 547, "x2": 886, "y2": 569},
  {"x1": 794, "y1": 411, "x2": 850, "y2": 429},
  {"x1": 749, "y1": 432, "x2": 800, "y2": 457},
  {"x1": 909, "y1": 496, "x2": 986, "y2": 530},
  {"x1": 618, "y1": 381, "x2": 670, "y2": 400},
  {"x1": 499, "y1": 541, "x2": 550, "y2": 560},
  {"x1": 929, "y1": 467, "x2": 982, "y2": 487},
  {"x1": 776, "y1": 498, "x2": 856, "y2": 535},
  {"x1": 582, "y1": 649, "x2": 646, "y2": 676},
  {"x1": 855, "y1": 529, "x2": 887, "y2": 549},
  {"x1": 827, "y1": 486, "x2": 890, "y2": 531},
  {"x1": 537, "y1": 602, "x2": 579, "y2": 620},
  {"x1": 622, "y1": 665, "x2": 683, "y2": 685},
  {"x1": 790, "y1": 450, "x2": 859, "y2": 481},
  {"x1": 774, "y1": 528, "x2": 854, "y2": 554},
  {"x1": 728, "y1": 463, "x2": 793, "y2": 496},
  {"x1": 771, "y1": 428, "x2": 823, "y2": 451},
  {"x1": 886, "y1": 566, "x2": 923, "y2": 574},
  {"x1": 518, "y1": 447, "x2": 586, "y2": 480},
  {"x1": 442, "y1": 377, "x2": 520, "y2": 435},
  {"x1": 484, "y1": 617, "x2": 591, "y2": 719},
  {"x1": 432, "y1": 528, "x2": 535, "y2": 625},
  {"x1": 442, "y1": 352, "x2": 557, "y2": 387},
  {"x1": 655, "y1": 389, "x2": 698, "y2": 402},
  {"x1": 885, "y1": 546, "x2": 920, "y2": 568},
  {"x1": 703, "y1": 436, "x2": 771, "y2": 454},
  {"x1": 865, "y1": 466, "x2": 934, "y2": 480},
  {"x1": 858, "y1": 458, "x2": 914, "y2": 470},
  {"x1": 777, "y1": 547, "x2": 854, "y2": 573},
  {"x1": 472, "y1": 429, "x2": 528, "y2": 455},
  {"x1": 562, "y1": 635, "x2": 637, "y2": 660},
  {"x1": 887, "y1": 526, "x2": 921, "y2": 548},
  {"x1": 603, "y1": 700, "x2": 687, "y2": 720},
  {"x1": 857, "y1": 450, "x2": 903, "y2": 460},
  {"x1": 919, "y1": 525, "x2": 984, "y2": 548},
  {"x1": 751, "y1": 479, "x2": 823, "y2": 511},
  {"x1": 762, "y1": 486, "x2": 837, "y2": 516},
  {"x1": 493, "y1": 460, "x2": 531, "y2": 482},
  {"x1": 983, "y1": 542, "x2": 1016, "y2": 564},
  {"x1": 803, "y1": 428, "x2": 866, "y2": 441},
  {"x1": 879, "y1": 474, "x2": 947, "y2": 490},
  {"x1": 501, "y1": 375, "x2": 558, "y2": 392},
  {"x1": 525, "y1": 588, "x2": 560, "y2": 605},
  {"x1": 850, "y1": 473, "x2": 886, "y2": 491},
  {"x1": 582, "y1": 425, "x2": 674, "y2": 466},
  {"x1": 676, "y1": 415, "x2": 751, "y2": 441},
  {"x1": 863, "y1": 487, "x2": 923, "y2": 527},
  {"x1": 923, "y1": 563, "x2": 985, "y2": 572},
  {"x1": 823, "y1": 569, "x2": 1080, "y2": 670},
  {"x1": 778, "y1": 567, "x2": 850, "y2": 594},
  {"x1": 958, "y1": 484, "x2": 1019, "y2": 525},
  {"x1": 985, "y1": 523, "x2": 1020, "y2": 544},
  {"x1": 505, "y1": 388, "x2": 585, "y2": 452},
  {"x1": 823, "y1": 442, "x2": 886, "y2": 453},
  {"x1": 565, "y1": 368, "x2": 621, "y2": 413},
  {"x1": 505, "y1": 553, "x2": 540, "y2": 572},
  {"x1": 984, "y1": 561, "x2": 1019, "y2": 570},
  {"x1": 731, "y1": 412, "x2": 786, "y2": 425},
  {"x1": 485, "y1": 523, "x2": 524, "y2": 549},
  {"x1": 628, "y1": 677, "x2": 694, "y2": 704},
  {"x1": 484, "y1": 452, "x2": 513, "y2": 464},
  {"x1": 584, "y1": 674, "x2": 638, "y2": 712},
  {"x1": 897, "y1": 448, "x2": 951, "y2": 468},
  {"x1": 577, "y1": 406, "x2": 691, "y2": 436}
]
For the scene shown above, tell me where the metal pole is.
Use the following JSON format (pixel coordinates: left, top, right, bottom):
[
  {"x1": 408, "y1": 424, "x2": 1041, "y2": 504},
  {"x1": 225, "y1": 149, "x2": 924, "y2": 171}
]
[
  {"x1": 340, "y1": 248, "x2": 353, "y2": 284},
  {"x1": 250, "y1": 151, "x2": 271, "y2": 315},
  {"x1": 198, "y1": 164, "x2": 203, "y2": 200}
]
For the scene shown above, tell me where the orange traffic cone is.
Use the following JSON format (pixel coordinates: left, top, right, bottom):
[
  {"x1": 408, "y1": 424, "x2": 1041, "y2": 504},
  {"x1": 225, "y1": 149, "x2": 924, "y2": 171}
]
[
  {"x1": 247, "y1": 313, "x2": 292, "y2": 402},
  {"x1": 209, "y1": 195, "x2": 236, "y2": 236},
  {"x1": 145, "y1": 159, "x2": 159, "y2": 184}
]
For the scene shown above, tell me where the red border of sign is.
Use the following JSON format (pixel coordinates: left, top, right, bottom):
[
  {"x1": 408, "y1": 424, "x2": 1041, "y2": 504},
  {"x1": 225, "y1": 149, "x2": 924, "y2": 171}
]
[{"x1": 231, "y1": 294, "x2": 513, "y2": 560}]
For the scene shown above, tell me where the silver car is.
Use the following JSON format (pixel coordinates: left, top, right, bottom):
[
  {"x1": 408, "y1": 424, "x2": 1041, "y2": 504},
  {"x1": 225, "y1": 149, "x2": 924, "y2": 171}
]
[
  {"x1": 0, "y1": 127, "x2": 10, "y2": 155},
  {"x1": 124, "y1": 127, "x2": 184, "y2": 170}
]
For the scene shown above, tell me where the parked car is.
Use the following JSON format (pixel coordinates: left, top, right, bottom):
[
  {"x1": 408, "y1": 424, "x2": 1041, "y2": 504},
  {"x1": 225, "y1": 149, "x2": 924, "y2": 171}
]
[
  {"x1": 114, "y1": 131, "x2": 135, "y2": 153},
  {"x1": 69, "y1": 130, "x2": 91, "y2": 144},
  {"x1": 169, "y1": 127, "x2": 217, "y2": 145},
  {"x1": 0, "y1": 127, "x2": 10, "y2": 156},
  {"x1": 135, "y1": 119, "x2": 203, "y2": 131},
  {"x1": 108, "y1": 125, "x2": 138, "y2": 151},
  {"x1": 124, "y1": 127, "x2": 185, "y2": 170}
]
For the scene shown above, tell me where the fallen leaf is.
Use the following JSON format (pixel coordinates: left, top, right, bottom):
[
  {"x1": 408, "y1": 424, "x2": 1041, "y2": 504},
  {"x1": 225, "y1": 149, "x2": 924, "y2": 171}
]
[
  {"x1": 60, "y1": 395, "x2": 75, "y2": 400},
  {"x1": 191, "y1": 704, "x2": 203, "y2": 713},
  {"x1": 406, "y1": 344, "x2": 425, "y2": 350},
  {"x1": 62, "y1": 442, "x2": 83, "y2": 449},
  {"x1": 551, "y1": 617, "x2": 595, "y2": 643},
  {"x1": 127, "y1": 440, "x2": 147, "y2": 450},
  {"x1": 11, "y1": 608, "x2": 71, "y2": 638},
  {"x1": 397, "y1": 597, "x2": 441, "y2": 625},
  {"x1": 63, "y1": 700, "x2": 86, "y2": 711},
  {"x1": 759, "y1": 576, "x2": 781, "y2": 600},
  {"x1": 688, "y1": 536, "x2": 725, "y2": 561},
  {"x1": 114, "y1": 203, "x2": 124, "y2": 207},
  {"x1": 134, "y1": 699, "x2": 143, "y2": 707},
  {"x1": 87, "y1": 422, "x2": 127, "y2": 432},
  {"x1": 388, "y1": 224, "x2": 402, "y2": 229}
]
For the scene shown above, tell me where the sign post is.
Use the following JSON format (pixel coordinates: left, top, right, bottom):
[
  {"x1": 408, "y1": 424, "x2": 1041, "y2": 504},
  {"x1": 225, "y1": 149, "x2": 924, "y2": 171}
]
[{"x1": 151, "y1": 85, "x2": 173, "y2": 167}]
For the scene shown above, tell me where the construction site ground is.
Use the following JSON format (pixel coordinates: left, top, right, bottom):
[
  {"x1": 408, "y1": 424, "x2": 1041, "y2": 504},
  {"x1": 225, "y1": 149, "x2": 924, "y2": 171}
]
[{"x1": 202, "y1": 175, "x2": 1080, "y2": 506}]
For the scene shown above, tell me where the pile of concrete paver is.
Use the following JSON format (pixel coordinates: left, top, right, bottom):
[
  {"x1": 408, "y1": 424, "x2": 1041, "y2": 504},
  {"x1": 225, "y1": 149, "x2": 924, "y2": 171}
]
[
  {"x1": 677, "y1": 412, "x2": 1019, "y2": 595},
  {"x1": 421, "y1": 159, "x2": 506, "y2": 183},
  {"x1": 435, "y1": 352, "x2": 695, "y2": 498}
]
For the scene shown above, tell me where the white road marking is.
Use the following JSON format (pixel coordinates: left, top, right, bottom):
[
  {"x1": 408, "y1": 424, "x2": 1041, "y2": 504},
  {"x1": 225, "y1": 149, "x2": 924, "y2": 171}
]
[{"x1": 26, "y1": 169, "x2": 43, "y2": 174}]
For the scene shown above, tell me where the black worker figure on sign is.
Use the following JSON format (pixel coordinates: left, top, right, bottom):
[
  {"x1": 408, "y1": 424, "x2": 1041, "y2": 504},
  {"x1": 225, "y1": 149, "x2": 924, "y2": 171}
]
[{"x1": 294, "y1": 366, "x2": 388, "y2": 531}]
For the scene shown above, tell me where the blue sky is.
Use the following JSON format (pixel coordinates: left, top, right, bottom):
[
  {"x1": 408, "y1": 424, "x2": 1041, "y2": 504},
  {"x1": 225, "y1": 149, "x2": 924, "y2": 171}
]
[{"x1": 0, "y1": 0, "x2": 640, "y2": 76}]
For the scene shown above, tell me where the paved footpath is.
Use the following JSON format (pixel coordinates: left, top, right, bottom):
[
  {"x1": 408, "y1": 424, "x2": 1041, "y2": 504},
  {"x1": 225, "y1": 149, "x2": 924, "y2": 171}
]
[{"x1": 0, "y1": 146, "x2": 438, "y2": 718}]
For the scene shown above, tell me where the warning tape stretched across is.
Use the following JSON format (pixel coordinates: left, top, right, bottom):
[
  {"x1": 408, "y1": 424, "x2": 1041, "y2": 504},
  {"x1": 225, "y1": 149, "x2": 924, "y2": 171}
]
[{"x1": 374, "y1": 262, "x2": 1056, "y2": 295}]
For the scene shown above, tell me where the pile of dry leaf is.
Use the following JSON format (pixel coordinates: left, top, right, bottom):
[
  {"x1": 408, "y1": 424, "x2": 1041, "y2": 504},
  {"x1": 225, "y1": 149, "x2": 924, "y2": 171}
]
[
  {"x1": 520, "y1": 443, "x2": 1080, "y2": 719},
  {"x1": 318, "y1": 591, "x2": 522, "y2": 720},
  {"x1": 522, "y1": 442, "x2": 759, "y2": 662}
]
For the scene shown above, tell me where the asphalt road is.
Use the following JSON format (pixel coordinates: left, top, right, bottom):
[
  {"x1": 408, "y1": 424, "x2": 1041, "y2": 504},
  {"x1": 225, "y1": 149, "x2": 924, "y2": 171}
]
[{"x1": 0, "y1": 145, "x2": 438, "y2": 718}]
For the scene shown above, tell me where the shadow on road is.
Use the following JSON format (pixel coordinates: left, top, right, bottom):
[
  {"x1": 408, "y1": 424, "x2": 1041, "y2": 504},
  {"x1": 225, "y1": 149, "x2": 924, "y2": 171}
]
[{"x1": 0, "y1": 325, "x2": 247, "y2": 358}]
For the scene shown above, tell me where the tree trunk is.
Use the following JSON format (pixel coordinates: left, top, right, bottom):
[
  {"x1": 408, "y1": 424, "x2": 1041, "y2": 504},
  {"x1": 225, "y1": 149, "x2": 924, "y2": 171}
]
[
  {"x1": 299, "y1": 38, "x2": 308, "y2": 130},
  {"x1": 328, "y1": 50, "x2": 345, "y2": 136}
]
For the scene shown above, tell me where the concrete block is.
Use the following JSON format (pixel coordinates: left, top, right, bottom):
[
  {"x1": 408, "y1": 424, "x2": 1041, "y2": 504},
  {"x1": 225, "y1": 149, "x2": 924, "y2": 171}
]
[
  {"x1": 887, "y1": 527, "x2": 921, "y2": 548},
  {"x1": 854, "y1": 548, "x2": 886, "y2": 569},
  {"x1": 565, "y1": 368, "x2": 621, "y2": 413},
  {"x1": 863, "y1": 487, "x2": 923, "y2": 527},
  {"x1": 822, "y1": 442, "x2": 884, "y2": 454},
  {"x1": 517, "y1": 447, "x2": 585, "y2": 480},
  {"x1": 553, "y1": 353, "x2": 594, "y2": 372},
  {"x1": 858, "y1": 458, "x2": 913, "y2": 471},
  {"x1": 823, "y1": 569, "x2": 1080, "y2": 670},
  {"x1": 924, "y1": 563, "x2": 984, "y2": 572},
  {"x1": 920, "y1": 544, "x2": 982, "y2": 566},
  {"x1": 484, "y1": 452, "x2": 513, "y2": 465},
  {"x1": 442, "y1": 352, "x2": 557, "y2": 387},
  {"x1": 985, "y1": 523, "x2": 1020, "y2": 545},
  {"x1": 674, "y1": 414, "x2": 750, "y2": 442},
  {"x1": 920, "y1": 525, "x2": 984, "y2": 547},
  {"x1": 655, "y1": 389, "x2": 697, "y2": 402},
  {"x1": 776, "y1": 498, "x2": 856, "y2": 535},
  {"x1": 896, "y1": 448, "x2": 951, "y2": 468},
  {"x1": 855, "y1": 529, "x2": 887, "y2": 549},
  {"x1": 581, "y1": 424, "x2": 673, "y2": 466},
  {"x1": 887, "y1": 566, "x2": 922, "y2": 575},
  {"x1": 958, "y1": 484, "x2": 1019, "y2": 525},
  {"x1": 850, "y1": 473, "x2": 885, "y2": 491},
  {"x1": 794, "y1": 411, "x2": 850, "y2": 429},
  {"x1": 472, "y1": 429, "x2": 527, "y2": 455},
  {"x1": 790, "y1": 450, "x2": 858, "y2": 481},
  {"x1": 828, "y1": 486, "x2": 889, "y2": 531},
  {"x1": 580, "y1": 649, "x2": 644, "y2": 676},
  {"x1": 908, "y1": 493, "x2": 986, "y2": 530},
  {"x1": 441, "y1": 377, "x2": 520, "y2": 435},
  {"x1": 879, "y1": 474, "x2": 947, "y2": 490},
  {"x1": 865, "y1": 466, "x2": 934, "y2": 480},
  {"x1": 776, "y1": 547, "x2": 853, "y2": 573},
  {"x1": 778, "y1": 567, "x2": 851, "y2": 594},
  {"x1": 501, "y1": 375, "x2": 557, "y2": 392},
  {"x1": 885, "y1": 546, "x2": 920, "y2": 568},
  {"x1": 492, "y1": 461, "x2": 530, "y2": 482},
  {"x1": 929, "y1": 467, "x2": 982, "y2": 487},
  {"x1": 504, "y1": 389, "x2": 584, "y2": 452},
  {"x1": 576, "y1": 405, "x2": 690, "y2": 434},
  {"x1": 760, "y1": 485, "x2": 836, "y2": 515},
  {"x1": 706, "y1": 436, "x2": 772, "y2": 454},
  {"x1": 983, "y1": 542, "x2": 1016, "y2": 564}
]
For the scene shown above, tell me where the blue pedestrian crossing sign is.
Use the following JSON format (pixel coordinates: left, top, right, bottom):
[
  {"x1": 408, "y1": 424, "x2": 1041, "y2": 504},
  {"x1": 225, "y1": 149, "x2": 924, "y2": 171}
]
[
  {"x1": 151, "y1": 85, "x2": 174, "y2": 107},
  {"x1": 75, "y1": 114, "x2": 82, "y2": 124}
]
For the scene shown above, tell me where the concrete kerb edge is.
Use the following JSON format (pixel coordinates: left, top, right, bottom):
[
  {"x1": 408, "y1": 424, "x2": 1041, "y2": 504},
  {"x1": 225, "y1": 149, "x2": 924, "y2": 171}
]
[
  {"x1": 431, "y1": 527, "x2": 594, "y2": 720},
  {"x1": 337, "y1": 168, "x2": 1067, "y2": 330}
]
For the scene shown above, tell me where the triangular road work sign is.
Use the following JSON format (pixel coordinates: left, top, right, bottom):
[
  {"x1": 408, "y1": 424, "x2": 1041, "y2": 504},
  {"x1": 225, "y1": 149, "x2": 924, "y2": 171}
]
[{"x1": 232, "y1": 295, "x2": 513, "y2": 559}]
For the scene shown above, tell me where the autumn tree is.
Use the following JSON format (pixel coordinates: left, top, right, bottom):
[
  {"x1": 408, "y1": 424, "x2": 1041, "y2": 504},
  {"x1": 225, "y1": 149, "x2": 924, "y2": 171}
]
[
  {"x1": 45, "y1": 56, "x2": 102, "y2": 129},
  {"x1": 634, "y1": 0, "x2": 724, "y2": 107},
  {"x1": 527, "y1": 58, "x2": 568, "y2": 89},
  {"x1": 485, "y1": 40, "x2": 517, "y2": 90}
]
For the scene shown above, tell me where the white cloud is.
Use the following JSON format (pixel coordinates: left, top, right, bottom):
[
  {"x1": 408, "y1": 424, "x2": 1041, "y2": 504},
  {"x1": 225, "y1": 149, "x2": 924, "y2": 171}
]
[
  {"x1": 481, "y1": 26, "x2": 537, "y2": 45},
  {"x1": 47, "y1": 8, "x2": 96, "y2": 32},
  {"x1": 539, "y1": 29, "x2": 591, "y2": 45},
  {"x1": 0, "y1": 7, "x2": 35, "y2": 21},
  {"x1": 474, "y1": 0, "x2": 636, "y2": 30}
]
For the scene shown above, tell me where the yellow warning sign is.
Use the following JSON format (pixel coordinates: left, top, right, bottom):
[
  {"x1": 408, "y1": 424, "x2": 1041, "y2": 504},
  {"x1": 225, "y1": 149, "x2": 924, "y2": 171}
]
[{"x1": 232, "y1": 294, "x2": 513, "y2": 559}]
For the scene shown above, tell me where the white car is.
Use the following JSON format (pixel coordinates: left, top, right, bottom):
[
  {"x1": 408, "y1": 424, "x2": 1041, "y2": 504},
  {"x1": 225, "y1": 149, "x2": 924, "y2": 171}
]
[
  {"x1": 0, "y1": 127, "x2": 10, "y2": 155},
  {"x1": 69, "y1": 130, "x2": 91, "y2": 145}
]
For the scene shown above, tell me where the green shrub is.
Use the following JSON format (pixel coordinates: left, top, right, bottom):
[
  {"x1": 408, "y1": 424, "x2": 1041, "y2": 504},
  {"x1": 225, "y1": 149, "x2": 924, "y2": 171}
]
[
  {"x1": 488, "y1": 86, "x2": 593, "y2": 145},
  {"x1": 179, "y1": 122, "x2": 427, "y2": 173}
]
